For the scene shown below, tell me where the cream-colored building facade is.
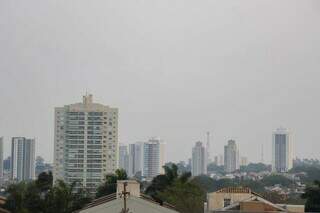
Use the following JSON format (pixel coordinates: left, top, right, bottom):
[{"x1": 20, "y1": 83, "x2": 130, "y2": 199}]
[
  {"x1": 53, "y1": 94, "x2": 118, "y2": 193},
  {"x1": 207, "y1": 187, "x2": 253, "y2": 211},
  {"x1": 206, "y1": 187, "x2": 304, "y2": 213}
]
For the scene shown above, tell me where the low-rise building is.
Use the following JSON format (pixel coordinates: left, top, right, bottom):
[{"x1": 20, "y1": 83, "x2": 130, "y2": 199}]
[{"x1": 206, "y1": 187, "x2": 304, "y2": 213}]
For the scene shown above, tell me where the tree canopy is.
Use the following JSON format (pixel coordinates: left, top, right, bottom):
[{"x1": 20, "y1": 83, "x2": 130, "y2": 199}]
[
  {"x1": 207, "y1": 163, "x2": 224, "y2": 174},
  {"x1": 290, "y1": 165, "x2": 320, "y2": 184},
  {"x1": 302, "y1": 180, "x2": 320, "y2": 212},
  {"x1": 146, "y1": 164, "x2": 205, "y2": 213},
  {"x1": 95, "y1": 168, "x2": 128, "y2": 198},
  {"x1": 3, "y1": 172, "x2": 91, "y2": 213},
  {"x1": 240, "y1": 163, "x2": 271, "y2": 173}
]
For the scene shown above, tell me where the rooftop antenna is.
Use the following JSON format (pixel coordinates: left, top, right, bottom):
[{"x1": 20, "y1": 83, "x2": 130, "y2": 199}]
[{"x1": 120, "y1": 182, "x2": 131, "y2": 213}]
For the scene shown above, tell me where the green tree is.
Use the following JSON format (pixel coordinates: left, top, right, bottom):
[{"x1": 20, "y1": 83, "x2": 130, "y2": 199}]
[
  {"x1": 192, "y1": 175, "x2": 239, "y2": 193},
  {"x1": 96, "y1": 169, "x2": 128, "y2": 198},
  {"x1": 45, "y1": 180, "x2": 91, "y2": 213},
  {"x1": 207, "y1": 163, "x2": 224, "y2": 174},
  {"x1": 302, "y1": 180, "x2": 320, "y2": 212},
  {"x1": 23, "y1": 182, "x2": 44, "y2": 213},
  {"x1": 145, "y1": 164, "x2": 178, "y2": 199},
  {"x1": 159, "y1": 172, "x2": 205, "y2": 213},
  {"x1": 36, "y1": 171, "x2": 53, "y2": 192},
  {"x1": 45, "y1": 180, "x2": 74, "y2": 213},
  {"x1": 146, "y1": 164, "x2": 205, "y2": 213},
  {"x1": 4, "y1": 182, "x2": 29, "y2": 213},
  {"x1": 240, "y1": 163, "x2": 271, "y2": 173},
  {"x1": 261, "y1": 174, "x2": 293, "y2": 187},
  {"x1": 3, "y1": 172, "x2": 91, "y2": 213},
  {"x1": 290, "y1": 165, "x2": 320, "y2": 184}
]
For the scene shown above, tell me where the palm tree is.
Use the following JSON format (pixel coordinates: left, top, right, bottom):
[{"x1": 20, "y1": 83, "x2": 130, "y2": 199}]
[{"x1": 145, "y1": 164, "x2": 184, "y2": 201}]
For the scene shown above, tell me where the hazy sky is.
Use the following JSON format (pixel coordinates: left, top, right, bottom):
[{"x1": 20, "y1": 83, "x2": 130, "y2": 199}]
[{"x1": 1, "y1": 0, "x2": 320, "y2": 164}]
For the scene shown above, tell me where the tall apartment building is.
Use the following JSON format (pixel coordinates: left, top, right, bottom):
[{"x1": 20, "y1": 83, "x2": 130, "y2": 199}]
[
  {"x1": 128, "y1": 143, "x2": 143, "y2": 177},
  {"x1": 127, "y1": 138, "x2": 165, "y2": 179},
  {"x1": 53, "y1": 94, "x2": 118, "y2": 193},
  {"x1": 142, "y1": 138, "x2": 165, "y2": 179},
  {"x1": 224, "y1": 140, "x2": 239, "y2": 173},
  {"x1": 0, "y1": 137, "x2": 3, "y2": 183},
  {"x1": 192, "y1": 141, "x2": 207, "y2": 176},
  {"x1": 11, "y1": 137, "x2": 35, "y2": 181},
  {"x1": 272, "y1": 128, "x2": 292, "y2": 173},
  {"x1": 118, "y1": 144, "x2": 129, "y2": 174}
]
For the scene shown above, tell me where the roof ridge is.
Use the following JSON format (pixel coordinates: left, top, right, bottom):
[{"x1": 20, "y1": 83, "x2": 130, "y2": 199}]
[{"x1": 75, "y1": 193, "x2": 178, "y2": 212}]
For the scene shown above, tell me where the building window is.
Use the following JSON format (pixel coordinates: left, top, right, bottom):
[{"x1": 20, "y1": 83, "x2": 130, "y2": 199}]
[{"x1": 224, "y1": 198, "x2": 231, "y2": 207}]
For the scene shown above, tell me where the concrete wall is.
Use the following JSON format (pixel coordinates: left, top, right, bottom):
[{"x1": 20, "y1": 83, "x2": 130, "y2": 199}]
[
  {"x1": 240, "y1": 201, "x2": 278, "y2": 212},
  {"x1": 116, "y1": 180, "x2": 140, "y2": 198}
]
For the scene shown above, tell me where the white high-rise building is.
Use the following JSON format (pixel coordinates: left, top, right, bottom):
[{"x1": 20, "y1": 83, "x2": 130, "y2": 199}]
[
  {"x1": 11, "y1": 137, "x2": 35, "y2": 181},
  {"x1": 53, "y1": 94, "x2": 118, "y2": 193},
  {"x1": 272, "y1": 128, "x2": 293, "y2": 173},
  {"x1": 118, "y1": 144, "x2": 129, "y2": 174},
  {"x1": 142, "y1": 138, "x2": 165, "y2": 179},
  {"x1": 128, "y1": 142, "x2": 143, "y2": 177},
  {"x1": 0, "y1": 137, "x2": 3, "y2": 183},
  {"x1": 224, "y1": 140, "x2": 239, "y2": 173},
  {"x1": 192, "y1": 141, "x2": 207, "y2": 176}
]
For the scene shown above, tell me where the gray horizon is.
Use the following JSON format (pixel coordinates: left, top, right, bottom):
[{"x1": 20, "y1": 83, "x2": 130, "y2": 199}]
[{"x1": 1, "y1": 0, "x2": 320, "y2": 164}]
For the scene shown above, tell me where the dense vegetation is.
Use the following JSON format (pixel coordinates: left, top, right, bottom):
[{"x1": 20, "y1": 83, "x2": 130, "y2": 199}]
[
  {"x1": 290, "y1": 165, "x2": 320, "y2": 184},
  {"x1": 3, "y1": 172, "x2": 91, "y2": 213},
  {"x1": 96, "y1": 168, "x2": 128, "y2": 198},
  {"x1": 207, "y1": 163, "x2": 224, "y2": 174},
  {"x1": 302, "y1": 180, "x2": 320, "y2": 212},
  {"x1": 2, "y1": 169, "x2": 128, "y2": 213},
  {"x1": 145, "y1": 164, "x2": 205, "y2": 213},
  {"x1": 240, "y1": 163, "x2": 271, "y2": 173},
  {"x1": 2, "y1": 164, "x2": 320, "y2": 212}
]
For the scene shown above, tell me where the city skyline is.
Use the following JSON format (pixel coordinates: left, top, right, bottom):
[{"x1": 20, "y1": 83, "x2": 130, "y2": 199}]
[
  {"x1": 0, "y1": 126, "x2": 306, "y2": 165},
  {"x1": 1, "y1": 1, "x2": 320, "y2": 164}
]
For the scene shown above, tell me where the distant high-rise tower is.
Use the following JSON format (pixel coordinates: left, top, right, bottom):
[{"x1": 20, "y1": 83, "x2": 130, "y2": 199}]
[
  {"x1": 53, "y1": 94, "x2": 118, "y2": 193},
  {"x1": 118, "y1": 144, "x2": 129, "y2": 174},
  {"x1": 128, "y1": 142, "x2": 143, "y2": 177},
  {"x1": 142, "y1": 138, "x2": 165, "y2": 179},
  {"x1": 206, "y1": 132, "x2": 211, "y2": 164},
  {"x1": 11, "y1": 137, "x2": 35, "y2": 181},
  {"x1": 218, "y1": 154, "x2": 224, "y2": 166},
  {"x1": 192, "y1": 141, "x2": 207, "y2": 176},
  {"x1": 214, "y1": 156, "x2": 218, "y2": 165},
  {"x1": 0, "y1": 137, "x2": 3, "y2": 183},
  {"x1": 224, "y1": 140, "x2": 239, "y2": 173},
  {"x1": 272, "y1": 128, "x2": 292, "y2": 173}
]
